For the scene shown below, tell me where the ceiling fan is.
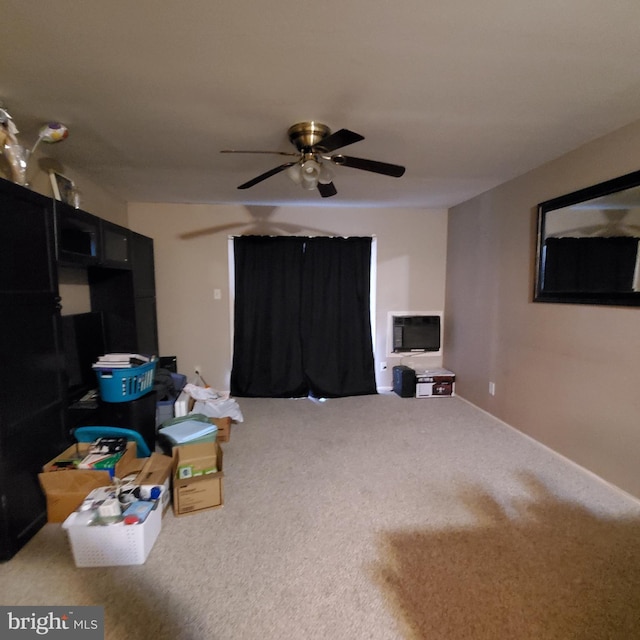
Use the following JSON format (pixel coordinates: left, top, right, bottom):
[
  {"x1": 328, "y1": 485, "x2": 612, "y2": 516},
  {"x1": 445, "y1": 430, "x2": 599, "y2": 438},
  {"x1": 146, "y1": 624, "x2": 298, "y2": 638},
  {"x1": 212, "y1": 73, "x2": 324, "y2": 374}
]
[{"x1": 221, "y1": 121, "x2": 406, "y2": 198}]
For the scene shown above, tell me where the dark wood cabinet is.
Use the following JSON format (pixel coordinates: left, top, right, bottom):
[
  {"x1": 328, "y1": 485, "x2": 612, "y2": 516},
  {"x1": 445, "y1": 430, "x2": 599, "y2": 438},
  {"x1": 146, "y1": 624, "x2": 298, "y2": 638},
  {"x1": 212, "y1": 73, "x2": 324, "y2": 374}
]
[
  {"x1": 0, "y1": 179, "x2": 67, "y2": 562},
  {"x1": 0, "y1": 177, "x2": 159, "y2": 561}
]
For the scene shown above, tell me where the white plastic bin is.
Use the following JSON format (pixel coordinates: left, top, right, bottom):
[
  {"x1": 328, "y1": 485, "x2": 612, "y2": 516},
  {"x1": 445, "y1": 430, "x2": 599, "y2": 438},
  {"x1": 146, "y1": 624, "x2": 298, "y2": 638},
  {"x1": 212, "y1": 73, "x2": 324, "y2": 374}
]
[{"x1": 62, "y1": 486, "x2": 164, "y2": 567}]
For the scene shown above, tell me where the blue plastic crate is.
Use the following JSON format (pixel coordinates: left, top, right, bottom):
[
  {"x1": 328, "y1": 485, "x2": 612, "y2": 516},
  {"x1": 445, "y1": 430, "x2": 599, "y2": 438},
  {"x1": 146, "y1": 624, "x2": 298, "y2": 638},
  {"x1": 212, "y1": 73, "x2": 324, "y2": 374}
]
[{"x1": 95, "y1": 361, "x2": 156, "y2": 403}]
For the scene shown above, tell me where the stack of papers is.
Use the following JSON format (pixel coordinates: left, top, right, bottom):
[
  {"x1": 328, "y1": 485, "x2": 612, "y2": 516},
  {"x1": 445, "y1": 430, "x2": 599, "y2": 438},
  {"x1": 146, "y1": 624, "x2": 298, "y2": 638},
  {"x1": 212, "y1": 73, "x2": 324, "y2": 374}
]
[
  {"x1": 158, "y1": 419, "x2": 217, "y2": 445},
  {"x1": 77, "y1": 451, "x2": 124, "y2": 470},
  {"x1": 92, "y1": 353, "x2": 151, "y2": 369}
]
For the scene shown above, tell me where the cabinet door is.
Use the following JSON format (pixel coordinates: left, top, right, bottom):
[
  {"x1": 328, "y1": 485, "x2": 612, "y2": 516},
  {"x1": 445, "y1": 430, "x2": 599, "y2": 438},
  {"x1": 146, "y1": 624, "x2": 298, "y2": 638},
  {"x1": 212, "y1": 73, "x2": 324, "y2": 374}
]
[
  {"x1": 134, "y1": 297, "x2": 159, "y2": 355},
  {"x1": 0, "y1": 295, "x2": 67, "y2": 562},
  {"x1": 0, "y1": 180, "x2": 56, "y2": 294},
  {"x1": 0, "y1": 178, "x2": 66, "y2": 561},
  {"x1": 0, "y1": 296, "x2": 66, "y2": 428},
  {"x1": 89, "y1": 268, "x2": 137, "y2": 352},
  {"x1": 0, "y1": 405, "x2": 65, "y2": 561},
  {"x1": 130, "y1": 231, "x2": 156, "y2": 297},
  {"x1": 100, "y1": 220, "x2": 130, "y2": 269},
  {"x1": 89, "y1": 236, "x2": 159, "y2": 356},
  {"x1": 130, "y1": 232, "x2": 159, "y2": 355},
  {"x1": 54, "y1": 201, "x2": 100, "y2": 267}
]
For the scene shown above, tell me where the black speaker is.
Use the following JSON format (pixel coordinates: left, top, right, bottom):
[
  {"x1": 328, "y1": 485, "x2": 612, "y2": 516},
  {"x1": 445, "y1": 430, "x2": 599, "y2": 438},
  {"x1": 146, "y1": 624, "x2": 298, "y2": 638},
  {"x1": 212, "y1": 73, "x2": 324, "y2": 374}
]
[{"x1": 393, "y1": 365, "x2": 416, "y2": 398}]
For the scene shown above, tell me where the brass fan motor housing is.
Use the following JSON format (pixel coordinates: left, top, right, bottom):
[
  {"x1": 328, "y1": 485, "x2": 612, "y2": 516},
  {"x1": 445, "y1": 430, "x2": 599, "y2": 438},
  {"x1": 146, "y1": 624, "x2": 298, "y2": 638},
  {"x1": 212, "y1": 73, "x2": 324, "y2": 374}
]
[
  {"x1": 287, "y1": 121, "x2": 331, "y2": 152},
  {"x1": 222, "y1": 121, "x2": 405, "y2": 196}
]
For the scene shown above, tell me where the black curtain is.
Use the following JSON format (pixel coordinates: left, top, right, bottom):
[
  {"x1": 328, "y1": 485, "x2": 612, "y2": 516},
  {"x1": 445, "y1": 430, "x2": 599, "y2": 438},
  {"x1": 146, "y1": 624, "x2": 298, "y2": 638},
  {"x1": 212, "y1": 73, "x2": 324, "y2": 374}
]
[
  {"x1": 301, "y1": 237, "x2": 377, "y2": 397},
  {"x1": 231, "y1": 236, "x2": 307, "y2": 397},
  {"x1": 230, "y1": 236, "x2": 377, "y2": 398}
]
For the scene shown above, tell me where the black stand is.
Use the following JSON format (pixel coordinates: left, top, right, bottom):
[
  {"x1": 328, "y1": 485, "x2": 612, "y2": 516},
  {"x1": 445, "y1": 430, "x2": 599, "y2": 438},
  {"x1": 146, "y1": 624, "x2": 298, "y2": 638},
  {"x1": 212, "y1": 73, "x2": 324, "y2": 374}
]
[{"x1": 68, "y1": 391, "x2": 158, "y2": 452}]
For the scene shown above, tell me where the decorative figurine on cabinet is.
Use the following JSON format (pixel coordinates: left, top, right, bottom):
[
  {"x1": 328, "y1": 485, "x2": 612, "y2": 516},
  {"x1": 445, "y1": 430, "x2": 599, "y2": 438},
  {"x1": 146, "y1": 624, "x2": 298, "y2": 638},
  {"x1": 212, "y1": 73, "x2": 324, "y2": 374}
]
[{"x1": 0, "y1": 105, "x2": 68, "y2": 186}]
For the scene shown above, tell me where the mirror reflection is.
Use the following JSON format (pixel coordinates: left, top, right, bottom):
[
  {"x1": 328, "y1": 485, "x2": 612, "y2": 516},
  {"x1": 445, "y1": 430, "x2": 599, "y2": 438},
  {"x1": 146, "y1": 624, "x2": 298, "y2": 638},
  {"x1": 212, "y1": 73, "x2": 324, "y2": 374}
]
[{"x1": 535, "y1": 171, "x2": 640, "y2": 306}]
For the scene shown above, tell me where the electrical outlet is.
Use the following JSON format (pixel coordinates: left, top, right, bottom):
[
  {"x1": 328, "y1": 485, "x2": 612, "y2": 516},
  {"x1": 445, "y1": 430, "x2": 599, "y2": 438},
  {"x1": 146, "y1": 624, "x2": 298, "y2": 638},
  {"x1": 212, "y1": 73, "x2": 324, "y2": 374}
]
[
  {"x1": 195, "y1": 366, "x2": 202, "y2": 376},
  {"x1": 380, "y1": 361, "x2": 387, "y2": 371},
  {"x1": 489, "y1": 381, "x2": 496, "y2": 396}
]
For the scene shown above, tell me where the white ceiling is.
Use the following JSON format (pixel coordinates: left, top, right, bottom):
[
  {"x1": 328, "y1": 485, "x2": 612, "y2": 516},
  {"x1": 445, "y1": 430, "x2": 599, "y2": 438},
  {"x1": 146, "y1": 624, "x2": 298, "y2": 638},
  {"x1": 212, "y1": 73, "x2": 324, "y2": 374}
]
[{"x1": 2, "y1": 1, "x2": 640, "y2": 208}]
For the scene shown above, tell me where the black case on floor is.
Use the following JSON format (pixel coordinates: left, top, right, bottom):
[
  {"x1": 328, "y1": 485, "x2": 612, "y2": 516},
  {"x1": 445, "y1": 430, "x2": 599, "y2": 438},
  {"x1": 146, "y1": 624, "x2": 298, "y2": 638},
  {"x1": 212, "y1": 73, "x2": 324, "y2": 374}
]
[{"x1": 393, "y1": 365, "x2": 416, "y2": 398}]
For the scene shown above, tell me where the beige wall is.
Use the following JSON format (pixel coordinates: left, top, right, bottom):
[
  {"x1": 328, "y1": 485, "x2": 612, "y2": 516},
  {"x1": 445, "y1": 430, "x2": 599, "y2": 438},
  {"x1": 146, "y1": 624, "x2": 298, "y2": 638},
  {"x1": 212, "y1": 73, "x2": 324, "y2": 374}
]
[
  {"x1": 127, "y1": 203, "x2": 448, "y2": 390},
  {"x1": 445, "y1": 119, "x2": 640, "y2": 499}
]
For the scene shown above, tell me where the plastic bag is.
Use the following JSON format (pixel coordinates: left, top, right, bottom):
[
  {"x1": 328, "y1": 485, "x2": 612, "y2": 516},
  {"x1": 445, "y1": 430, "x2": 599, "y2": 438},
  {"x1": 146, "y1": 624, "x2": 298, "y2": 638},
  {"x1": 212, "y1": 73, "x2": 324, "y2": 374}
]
[
  {"x1": 192, "y1": 398, "x2": 244, "y2": 422},
  {"x1": 183, "y1": 383, "x2": 219, "y2": 401},
  {"x1": 183, "y1": 383, "x2": 244, "y2": 422}
]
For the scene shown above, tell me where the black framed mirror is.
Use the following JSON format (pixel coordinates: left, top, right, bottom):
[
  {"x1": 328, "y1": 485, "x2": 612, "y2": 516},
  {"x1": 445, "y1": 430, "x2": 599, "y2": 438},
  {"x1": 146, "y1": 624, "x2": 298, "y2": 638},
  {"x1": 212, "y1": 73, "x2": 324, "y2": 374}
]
[{"x1": 534, "y1": 169, "x2": 640, "y2": 306}]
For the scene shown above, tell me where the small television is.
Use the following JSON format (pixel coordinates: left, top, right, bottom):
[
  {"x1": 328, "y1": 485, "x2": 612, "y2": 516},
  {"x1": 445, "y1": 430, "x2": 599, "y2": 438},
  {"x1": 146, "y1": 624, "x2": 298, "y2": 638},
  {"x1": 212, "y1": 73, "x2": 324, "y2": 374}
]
[
  {"x1": 61, "y1": 311, "x2": 106, "y2": 403},
  {"x1": 391, "y1": 313, "x2": 441, "y2": 353}
]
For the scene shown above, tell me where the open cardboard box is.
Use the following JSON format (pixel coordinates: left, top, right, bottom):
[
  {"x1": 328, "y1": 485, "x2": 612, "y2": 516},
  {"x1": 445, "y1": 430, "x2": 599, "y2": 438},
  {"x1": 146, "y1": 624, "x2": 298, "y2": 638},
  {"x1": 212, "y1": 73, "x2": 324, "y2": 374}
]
[
  {"x1": 176, "y1": 394, "x2": 232, "y2": 442},
  {"x1": 38, "y1": 442, "x2": 137, "y2": 523},
  {"x1": 172, "y1": 441, "x2": 224, "y2": 517},
  {"x1": 212, "y1": 416, "x2": 231, "y2": 443},
  {"x1": 124, "y1": 452, "x2": 173, "y2": 512}
]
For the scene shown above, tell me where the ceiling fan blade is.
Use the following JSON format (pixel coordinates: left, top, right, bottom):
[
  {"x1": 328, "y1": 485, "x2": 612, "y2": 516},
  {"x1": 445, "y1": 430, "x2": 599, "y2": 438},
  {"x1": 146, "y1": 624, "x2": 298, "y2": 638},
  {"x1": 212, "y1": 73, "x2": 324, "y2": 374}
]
[
  {"x1": 237, "y1": 162, "x2": 296, "y2": 189},
  {"x1": 317, "y1": 182, "x2": 337, "y2": 198},
  {"x1": 179, "y1": 222, "x2": 248, "y2": 239},
  {"x1": 221, "y1": 149, "x2": 298, "y2": 157},
  {"x1": 312, "y1": 129, "x2": 364, "y2": 153},
  {"x1": 331, "y1": 155, "x2": 405, "y2": 177}
]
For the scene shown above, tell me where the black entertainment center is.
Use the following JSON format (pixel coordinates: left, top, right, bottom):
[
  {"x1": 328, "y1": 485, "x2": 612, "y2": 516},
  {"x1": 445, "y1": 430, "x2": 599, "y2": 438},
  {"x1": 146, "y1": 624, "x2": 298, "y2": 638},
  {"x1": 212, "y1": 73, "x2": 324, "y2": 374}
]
[{"x1": 0, "y1": 177, "x2": 159, "y2": 561}]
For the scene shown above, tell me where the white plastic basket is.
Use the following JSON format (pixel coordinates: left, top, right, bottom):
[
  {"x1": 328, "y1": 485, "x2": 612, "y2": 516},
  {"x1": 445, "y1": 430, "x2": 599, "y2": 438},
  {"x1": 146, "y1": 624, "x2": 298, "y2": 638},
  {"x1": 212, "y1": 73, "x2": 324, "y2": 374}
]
[{"x1": 62, "y1": 486, "x2": 164, "y2": 567}]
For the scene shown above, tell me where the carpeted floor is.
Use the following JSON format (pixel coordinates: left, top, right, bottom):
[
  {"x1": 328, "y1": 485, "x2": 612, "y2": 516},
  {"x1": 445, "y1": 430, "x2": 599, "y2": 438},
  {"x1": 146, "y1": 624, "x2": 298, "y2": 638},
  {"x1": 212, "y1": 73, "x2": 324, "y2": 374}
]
[{"x1": 2, "y1": 393, "x2": 640, "y2": 639}]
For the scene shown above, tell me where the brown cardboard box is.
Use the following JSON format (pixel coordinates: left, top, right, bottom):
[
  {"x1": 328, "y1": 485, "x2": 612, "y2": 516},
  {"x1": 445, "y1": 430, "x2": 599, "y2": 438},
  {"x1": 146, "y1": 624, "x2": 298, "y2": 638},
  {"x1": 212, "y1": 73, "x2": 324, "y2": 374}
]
[
  {"x1": 212, "y1": 416, "x2": 231, "y2": 443},
  {"x1": 415, "y1": 368, "x2": 456, "y2": 398},
  {"x1": 38, "y1": 442, "x2": 137, "y2": 523},
  {"x1": 125, "y1": 452, "x2": 174, "y2": 512},
  {"x1": 186, "y1": 396, "x2": 233, "y2": 442},
  {"x1": 172, "y1": 441, "x2": 224, "y2": 517}
]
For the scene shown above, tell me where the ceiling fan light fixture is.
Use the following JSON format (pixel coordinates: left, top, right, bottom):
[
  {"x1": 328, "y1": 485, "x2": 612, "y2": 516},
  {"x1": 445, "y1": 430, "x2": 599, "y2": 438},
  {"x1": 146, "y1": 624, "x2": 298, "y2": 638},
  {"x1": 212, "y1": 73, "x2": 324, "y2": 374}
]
[
  {"x1": 287, "y1": 163, "x2": 303, "y2": 184},
  {"x1": 298, "y1": 157, "x2": 321, "y2": 190},
  {"x1": 301, "y1": 158, "x2": 321, "y2": 177},
  {"x1": 318, "y1": 164, "x2": 334, "y2": 185},
  {"x1": 301, "y1": 174, "x2": 318, "y2": 190}
]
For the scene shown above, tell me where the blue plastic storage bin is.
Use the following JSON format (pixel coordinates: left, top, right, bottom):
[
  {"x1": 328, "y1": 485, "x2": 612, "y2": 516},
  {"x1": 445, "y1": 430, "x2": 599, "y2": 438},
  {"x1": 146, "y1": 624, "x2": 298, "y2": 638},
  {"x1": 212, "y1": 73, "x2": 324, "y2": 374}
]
[{"x1": 95, "y1": 361, "x2": 156, "y2": 403}]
